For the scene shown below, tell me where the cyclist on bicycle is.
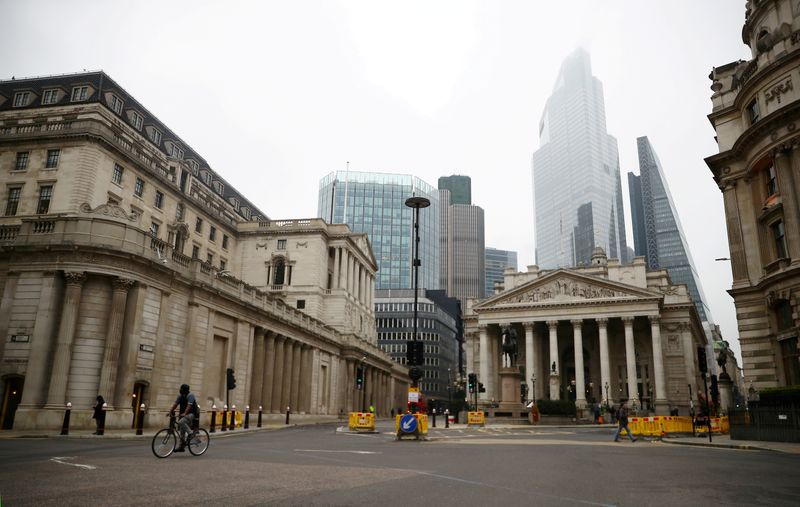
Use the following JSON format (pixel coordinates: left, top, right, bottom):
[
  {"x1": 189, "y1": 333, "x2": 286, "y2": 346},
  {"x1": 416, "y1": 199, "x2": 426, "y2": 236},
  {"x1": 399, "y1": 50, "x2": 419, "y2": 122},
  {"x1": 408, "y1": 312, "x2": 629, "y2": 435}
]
[{"x1": 169, "y1": 383, "x2": 198, "y2": 452}]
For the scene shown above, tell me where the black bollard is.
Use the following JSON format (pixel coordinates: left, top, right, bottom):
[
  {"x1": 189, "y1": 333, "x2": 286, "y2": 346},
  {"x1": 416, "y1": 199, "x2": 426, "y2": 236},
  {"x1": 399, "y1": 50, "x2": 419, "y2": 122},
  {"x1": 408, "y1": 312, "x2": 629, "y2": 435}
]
[
  {"x1": 60, "y1": 402, "x2": 72, "y2": 435},
  {"x1": 432, "y1": 409, "x2": 436, "y2": 428},
  {"x1": 136, "y1": 403, "x2": 145, "y2": 435},
  {"x1": 97, "y1": 402, "x2": 107, "y2": 435},
  {"x1": 221, "y1": 405, "x2": 228, "y2": 432},
  {"x1": 210, "y1": 405, "x2": 217, "y2": 433},
  {"x1": 445, "y1": 409, "x2": 450, "y2": 428},
  {"x1": 257, "y1": 405, "x2": 262, "y2": 428},
  {"x1": 285, "y1": 406, "x2": 290, "y2": 425},
  {"x1": 229, "y1": 405, "x2": 235, "y2": 431},
  {"x1": 244, "y1": 405, "x2": 250, "y2": 429}
]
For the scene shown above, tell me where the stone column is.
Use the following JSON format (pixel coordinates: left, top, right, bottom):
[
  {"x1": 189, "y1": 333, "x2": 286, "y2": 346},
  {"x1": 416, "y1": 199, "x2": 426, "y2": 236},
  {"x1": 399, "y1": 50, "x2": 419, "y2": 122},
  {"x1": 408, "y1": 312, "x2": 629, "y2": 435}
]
[
  {"x1": 524, "y1": 323, "x2": 535, "y2": 400},
  {"x1": 479, "y1": 325, "x2": 489, "y2": 402},
  {"x1": 270, "y1": 335, "x2": 286, "y2": 413},
  {"x1": 97, "y1": 277, "x2": 134, "y2": 407},
  {"x1": 650, "y1": 316, "x2": 668, "y2": 414},
  {"x1": 597, "y1": 318, "x2": 612, "y2": 407},
  {"x1": 623, "y1": 317, "x2": 638, "y2": 405},
  {"x1": 249, "y1": 327, "x2": 266, "y2": 409},
  {"x1": 572, "y1": 320, "x2": 586, "y2": 408},
  {"x1": 681, "y1": 323, "x2": 697, "y2": 395},
  {"x1": 290, "y1": 341, "x2": 302, "y2": 412},
  {"x1": 547, "y1": 320, "x2": 560, "y2": 400},
  {"x1": 345, "y1": 359, "x2": 355, "y2": 412},
  {"x1": 46, "y1": 271, "x2": 86, "y2": 407},
  {"x1": 261, "y1": 332, "x2": 276, "y2": 412},
  {"x1": 299, "y1": 345, "x2": 312, "y2": 413},
  {"x1": 777, "y1": 149, "x2": 800, "y2": 263},
  {"x1": 333, "y1": 247, "x2": 341, "y2": 289}
]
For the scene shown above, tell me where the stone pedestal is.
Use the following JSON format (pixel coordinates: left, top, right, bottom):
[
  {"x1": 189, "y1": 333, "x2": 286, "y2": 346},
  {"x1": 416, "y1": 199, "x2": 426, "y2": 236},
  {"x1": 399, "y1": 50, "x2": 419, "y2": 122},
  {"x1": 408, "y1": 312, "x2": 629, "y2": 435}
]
[
  {"x1": 549, "y1": 373, "x2": 560, "y2": 400},
  {"x1": 484, "y1": 368, "x2": 527, "y2": 424},
  {"x1": 499, "y1": 367, "x2": 521, "y2": 404},
  {"x1": 718, "y1": 372, "x2": 733, "y2": 415}
]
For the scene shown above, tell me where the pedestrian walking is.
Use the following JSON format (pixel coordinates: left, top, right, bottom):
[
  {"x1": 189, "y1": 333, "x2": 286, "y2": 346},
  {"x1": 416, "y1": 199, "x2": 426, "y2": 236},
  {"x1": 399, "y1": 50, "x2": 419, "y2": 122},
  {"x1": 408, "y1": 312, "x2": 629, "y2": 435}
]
[
  {"x1": 592, "y1": 403, "x2": 601, "y2": 424},
  {"x1": 613, "y1": 401, "x2": 637, "y2": 442},
  {"x1": 92, "y1": 395, "x2": 105, "y2": 434}
]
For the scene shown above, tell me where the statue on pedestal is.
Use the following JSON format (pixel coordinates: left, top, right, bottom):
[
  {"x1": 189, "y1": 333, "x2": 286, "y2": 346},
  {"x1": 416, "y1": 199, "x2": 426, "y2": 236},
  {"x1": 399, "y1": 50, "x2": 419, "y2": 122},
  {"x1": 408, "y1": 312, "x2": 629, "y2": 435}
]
[{"x1": 501, "y1": 326, "x2": 518, "y2": 368}]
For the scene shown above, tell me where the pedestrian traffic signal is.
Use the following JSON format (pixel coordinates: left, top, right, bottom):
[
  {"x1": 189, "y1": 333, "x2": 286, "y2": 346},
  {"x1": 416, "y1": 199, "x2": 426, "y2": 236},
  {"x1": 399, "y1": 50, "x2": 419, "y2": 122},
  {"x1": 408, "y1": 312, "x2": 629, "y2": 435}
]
[
  {"x1": 356, "y1": 367, "x2": 364, "y2": 390},
  {"x1": 468, "y1": 373, "x2": 476, "y2": 393},
  {"x1": 226, "y1": 367, "x2": 236, "y2": 390},
  {"x1": 697, "y1": 346, "x2": 708, "y2": 374}
]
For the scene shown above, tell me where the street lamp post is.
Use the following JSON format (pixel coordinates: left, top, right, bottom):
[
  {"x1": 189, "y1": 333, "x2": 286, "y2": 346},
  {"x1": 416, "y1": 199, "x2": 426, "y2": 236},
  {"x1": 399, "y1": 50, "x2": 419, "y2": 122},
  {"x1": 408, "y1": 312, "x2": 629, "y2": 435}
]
[
  {"x1": 604, "y1": 381, "x2": 610, "y2": 410},
  {"x1": 405, "y1": 196, "x2": 430, "y2": 389},
  {"x1": 531, "y1": 373, "x2": 536, "y2": 405}
]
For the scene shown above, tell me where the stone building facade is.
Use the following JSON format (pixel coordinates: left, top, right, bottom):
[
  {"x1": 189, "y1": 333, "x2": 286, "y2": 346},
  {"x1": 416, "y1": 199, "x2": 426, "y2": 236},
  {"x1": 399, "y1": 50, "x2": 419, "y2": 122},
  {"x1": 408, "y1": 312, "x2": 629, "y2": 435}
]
[
  {"x1": 464, "y1": 249, "x2": 708, "y2": 416},
  {"x1": 0, "y1": 71, "x2": 406, "y2": 430},
  {"x1": 706, "y1": 0, "x2": 800, "y2": 388}
]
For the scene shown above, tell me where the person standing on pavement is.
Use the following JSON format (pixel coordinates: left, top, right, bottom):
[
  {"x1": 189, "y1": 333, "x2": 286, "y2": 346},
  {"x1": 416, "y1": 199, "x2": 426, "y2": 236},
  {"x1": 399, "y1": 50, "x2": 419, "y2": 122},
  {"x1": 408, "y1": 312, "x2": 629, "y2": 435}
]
[
  {"x1": 92, "y1": 395, "x2": 105, "y2": 434},
  {"x1": 613, "y1": 400, "x2": 637, "y2": 442}
]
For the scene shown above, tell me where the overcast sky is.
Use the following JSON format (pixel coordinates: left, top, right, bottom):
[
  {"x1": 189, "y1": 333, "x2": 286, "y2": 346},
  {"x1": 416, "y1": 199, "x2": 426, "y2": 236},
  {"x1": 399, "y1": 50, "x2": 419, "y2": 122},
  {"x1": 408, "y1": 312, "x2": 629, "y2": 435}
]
[{"x1": 2, "y1": 0, "x2": 751, "y2": 359}]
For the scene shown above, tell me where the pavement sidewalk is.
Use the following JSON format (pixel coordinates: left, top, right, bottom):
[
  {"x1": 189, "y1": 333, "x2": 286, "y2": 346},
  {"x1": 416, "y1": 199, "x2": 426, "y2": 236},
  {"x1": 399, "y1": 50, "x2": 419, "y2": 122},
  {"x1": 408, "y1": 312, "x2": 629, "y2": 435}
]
[{"x1": 659, "y1": 434, "x2": 800, "y2": 454}]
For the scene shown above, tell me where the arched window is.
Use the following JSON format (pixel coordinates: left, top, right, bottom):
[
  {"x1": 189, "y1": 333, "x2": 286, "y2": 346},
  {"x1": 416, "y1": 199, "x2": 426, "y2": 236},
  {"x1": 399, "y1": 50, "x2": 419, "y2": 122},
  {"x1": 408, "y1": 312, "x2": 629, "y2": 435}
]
[{"x1": 273, "y1": 259, "x2": 286, "y2": 285}]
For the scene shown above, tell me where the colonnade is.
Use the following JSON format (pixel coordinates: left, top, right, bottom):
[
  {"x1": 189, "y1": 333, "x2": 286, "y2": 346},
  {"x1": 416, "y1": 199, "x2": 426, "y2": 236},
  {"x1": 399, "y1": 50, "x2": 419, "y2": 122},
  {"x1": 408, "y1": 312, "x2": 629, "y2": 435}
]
[
  {"x1": 477, "y1": 316, "x2": 668, "y2": 411},
  {"x1": 331, "y1": 246, "x2": 375, "y2": 308},
  {"x1": 340, "y1": 357, "x2": 394, "y2": 416},
  {"x1": 249, "y1": 329, "x2": 317, "y2": 414}
]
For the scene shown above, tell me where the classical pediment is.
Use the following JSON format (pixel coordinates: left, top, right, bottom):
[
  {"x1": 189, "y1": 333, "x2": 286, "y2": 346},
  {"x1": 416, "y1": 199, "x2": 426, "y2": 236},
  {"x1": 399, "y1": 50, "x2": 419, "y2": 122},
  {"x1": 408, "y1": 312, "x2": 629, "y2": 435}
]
[{"x1": 474, "y1": 269, "x2": 660, "y2": 310}]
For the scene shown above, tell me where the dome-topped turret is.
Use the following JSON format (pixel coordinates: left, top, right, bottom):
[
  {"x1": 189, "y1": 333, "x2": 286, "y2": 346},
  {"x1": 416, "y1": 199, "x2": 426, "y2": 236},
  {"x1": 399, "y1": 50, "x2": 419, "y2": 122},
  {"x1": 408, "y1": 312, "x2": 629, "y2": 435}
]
[{"x1": 591, "y1": 247, "x2": 607, "y2": 266}]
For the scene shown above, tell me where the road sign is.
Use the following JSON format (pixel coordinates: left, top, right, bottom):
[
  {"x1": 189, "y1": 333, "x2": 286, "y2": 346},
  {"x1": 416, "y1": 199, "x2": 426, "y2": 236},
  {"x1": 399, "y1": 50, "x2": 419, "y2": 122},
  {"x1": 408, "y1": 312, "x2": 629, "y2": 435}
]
[{"x1": 399, "y1": 414, "x2": 418, "y2": 434}]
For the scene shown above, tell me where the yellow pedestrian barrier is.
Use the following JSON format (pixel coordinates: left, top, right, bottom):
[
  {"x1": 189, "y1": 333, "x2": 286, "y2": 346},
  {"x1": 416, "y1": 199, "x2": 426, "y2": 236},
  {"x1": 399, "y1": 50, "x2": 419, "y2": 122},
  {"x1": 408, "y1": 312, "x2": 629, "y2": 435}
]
[
  {"x1": 467, "y1": 411, "x2": 485, "y2": 427},
  {"x1": 623, "y1": 415, "x2": 728, "y2": 437},
  {"x1": 349, "y1": 412, "x2": 375, "y2": 432}
]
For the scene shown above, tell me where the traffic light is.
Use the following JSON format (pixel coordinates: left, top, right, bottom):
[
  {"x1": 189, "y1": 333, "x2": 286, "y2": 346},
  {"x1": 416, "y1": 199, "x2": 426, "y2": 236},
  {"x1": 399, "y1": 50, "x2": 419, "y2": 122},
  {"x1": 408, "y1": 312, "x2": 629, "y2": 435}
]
[
  {"x1": 710, "y1": 374, "x2": 719, "y2": 408},
  {"x1": 226, "y1": 368, "x2": 236, "y2": 390},
  {"x1": 356, "y1": 367, "x2": 364, "y2": 390},
  {"x1": 467, "y1": 373, "x2": 476, "y2": 393},
  {"x1": 406, "y1": 341, "x2": 424, "y2": 366},
  {"x1": 478, "y1": 383, "x2": 486, "y2": 393},
  {"x1": 697, "y1": 346, "x2": 708, "y2": 374}
]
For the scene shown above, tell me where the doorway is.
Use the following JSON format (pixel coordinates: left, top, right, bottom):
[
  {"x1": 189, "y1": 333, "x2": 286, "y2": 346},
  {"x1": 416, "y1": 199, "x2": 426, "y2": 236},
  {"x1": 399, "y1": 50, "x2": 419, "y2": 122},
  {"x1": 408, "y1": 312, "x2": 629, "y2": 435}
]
[{"x1": 1, "y1": 376, "x2": 24, "y2": 430}]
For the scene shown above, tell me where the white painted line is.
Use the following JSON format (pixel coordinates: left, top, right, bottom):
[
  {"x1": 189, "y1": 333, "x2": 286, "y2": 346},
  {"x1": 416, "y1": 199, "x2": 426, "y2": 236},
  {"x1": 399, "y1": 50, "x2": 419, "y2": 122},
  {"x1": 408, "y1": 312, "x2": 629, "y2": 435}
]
[
  {"x1": 50, "y1": 456, "x2": 96, "y2": 470},
  {"x1": 295, "y1": 449, "x2": 379, "y2": 455}
]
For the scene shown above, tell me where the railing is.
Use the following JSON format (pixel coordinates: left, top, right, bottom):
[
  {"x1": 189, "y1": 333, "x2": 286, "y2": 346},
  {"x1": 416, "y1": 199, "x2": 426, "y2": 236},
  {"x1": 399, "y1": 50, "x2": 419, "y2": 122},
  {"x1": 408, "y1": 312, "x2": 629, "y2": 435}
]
[
  {"x1": 31, "y1": 220, "x2": 55, "y2": 234},
  {"x1": 171, "y1": 250, "x2": 191, "y2": 268},
  {"x1": 729, "y1": 404, "x2": 800, "y2": 443},
  {"x1": 0, "y1": 225, "x2": 20, "y2": 241}
]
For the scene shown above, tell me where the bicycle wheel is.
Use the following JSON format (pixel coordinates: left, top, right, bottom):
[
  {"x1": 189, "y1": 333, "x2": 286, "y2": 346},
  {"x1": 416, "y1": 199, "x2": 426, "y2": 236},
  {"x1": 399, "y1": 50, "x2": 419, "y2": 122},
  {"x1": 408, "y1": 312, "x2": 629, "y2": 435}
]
[
  {"x1": 152, "y1": 429, "x2": 176, "y2": 458},
  {"x1": 188, "y1": 428, "x2": 210, "y2": 456}
]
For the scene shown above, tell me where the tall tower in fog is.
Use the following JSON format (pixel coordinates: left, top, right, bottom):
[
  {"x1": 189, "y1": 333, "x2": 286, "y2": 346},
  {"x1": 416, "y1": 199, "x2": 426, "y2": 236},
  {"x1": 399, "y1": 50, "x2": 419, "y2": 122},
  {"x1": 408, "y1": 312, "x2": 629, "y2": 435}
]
[{"x1": 532, "y1": 49, "x2": 628, "y2": 268}]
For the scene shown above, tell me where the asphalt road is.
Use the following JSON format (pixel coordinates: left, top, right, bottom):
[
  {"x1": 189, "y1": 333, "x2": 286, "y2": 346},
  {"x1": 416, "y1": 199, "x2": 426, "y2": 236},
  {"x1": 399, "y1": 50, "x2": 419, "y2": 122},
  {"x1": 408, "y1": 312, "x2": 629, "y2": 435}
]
[{"x1": 1, "y1": 422, "x2": 799, "y2": 506}]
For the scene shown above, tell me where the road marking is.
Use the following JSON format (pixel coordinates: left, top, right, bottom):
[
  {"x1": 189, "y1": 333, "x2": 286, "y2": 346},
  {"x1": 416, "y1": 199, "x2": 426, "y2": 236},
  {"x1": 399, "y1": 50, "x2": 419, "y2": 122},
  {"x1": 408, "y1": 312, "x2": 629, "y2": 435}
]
[
  {"x1": 50, "y1": 456, "x2": 96, "y2": 470},
  {"x1": 295, "y1": 449, "x2": 380, "y2": 455},
  {"x1": 436, "y1": 438, "x2": 638, "y2": 447}
]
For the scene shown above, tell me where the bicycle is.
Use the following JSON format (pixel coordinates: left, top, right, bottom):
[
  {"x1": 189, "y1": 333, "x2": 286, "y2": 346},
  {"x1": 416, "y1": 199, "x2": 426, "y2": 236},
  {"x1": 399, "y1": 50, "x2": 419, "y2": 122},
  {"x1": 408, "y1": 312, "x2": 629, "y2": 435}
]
[{"x1": 151, "y1": 413, "x2": 210, "y2": 458}]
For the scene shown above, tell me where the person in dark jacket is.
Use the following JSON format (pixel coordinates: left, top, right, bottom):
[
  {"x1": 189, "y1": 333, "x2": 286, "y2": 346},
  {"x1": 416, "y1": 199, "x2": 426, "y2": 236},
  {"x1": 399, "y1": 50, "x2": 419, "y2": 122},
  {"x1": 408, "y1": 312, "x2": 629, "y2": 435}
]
[
  {"x1": 613, "y1": 400, "x2": 637, "y2": 442},
  {"x1": 92, "y1": 395, "x2": 105, "y2": 434}
]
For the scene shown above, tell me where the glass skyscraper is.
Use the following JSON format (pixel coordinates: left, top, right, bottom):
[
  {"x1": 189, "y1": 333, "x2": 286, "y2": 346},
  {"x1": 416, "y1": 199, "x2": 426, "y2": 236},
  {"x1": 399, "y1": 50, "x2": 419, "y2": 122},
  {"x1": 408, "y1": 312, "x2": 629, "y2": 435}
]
[
  {"x1": 532, "y1": 49, "x2": 628, "y2": 268},
  {"x1": 318, "y1": 171, "x2": 440, "y2": 290},
  {"x1": 629, "y1": 136, "x2": 714, "y2": 325},
  {"x1": 484, "y1": 247, "x2": 518, "y2": 297}
]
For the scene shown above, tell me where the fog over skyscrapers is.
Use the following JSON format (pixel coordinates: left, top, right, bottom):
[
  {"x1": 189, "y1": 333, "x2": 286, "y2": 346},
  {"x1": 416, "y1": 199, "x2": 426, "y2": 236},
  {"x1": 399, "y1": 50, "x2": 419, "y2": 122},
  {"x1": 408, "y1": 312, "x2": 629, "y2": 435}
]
[{"x1": 532, "y1": 49, "x2": 628, "y2": 268}]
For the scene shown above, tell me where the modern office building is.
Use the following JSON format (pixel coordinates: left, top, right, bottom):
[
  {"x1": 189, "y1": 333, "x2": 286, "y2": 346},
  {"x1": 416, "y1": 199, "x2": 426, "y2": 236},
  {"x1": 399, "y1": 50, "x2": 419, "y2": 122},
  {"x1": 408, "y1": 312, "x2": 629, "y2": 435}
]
[
  {"x1": 706, "y1": 0, "x2": 800, "y2": 388},
  {"x1": 438, "y1": 174, "x2": 471, "y2": 205},
  {"x1": 532, "y1": 48, "x2": 628, "y2": 268},
  {"x1": 317, "y1": 172, "x2": 440, "y2": 291},
  {"x1": 485, "y1": 247, "x2": 518, "y2": 297},
  {"x1": 438, "y1": 176, "x2": 485, "y2": 307},
  {"x1": 628, "y1": 136, "x2": 714, "y2": 327},
  {"x1": 375, "y1": 289, "x2": 460, "y2": 403},
  {"x1": 0, "y1": 71, "x2": 407, "y2": 430}
]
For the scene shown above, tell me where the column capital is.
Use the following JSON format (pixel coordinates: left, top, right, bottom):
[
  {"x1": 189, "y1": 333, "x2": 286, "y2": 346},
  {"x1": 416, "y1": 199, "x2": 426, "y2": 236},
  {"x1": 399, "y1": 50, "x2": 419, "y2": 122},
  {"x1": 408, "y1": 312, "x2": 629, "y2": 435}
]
[
  {"x1": 621, "y1": 316, "x2": 635, "y2": 325},
  {"x1": 546, "y1": 320, "x2": 559, "y2": 328},
  {"x1": 596, "y1": 318, "x2": 608, "y2": 327},
  {"x1": 254, "y1": 327, "x2": 267, "y2": 339},
  {"x1": 478, "y1": 324, "x2": 489, "y2": 331},
  {"x1": 112, "y1": 277, "x2": 135, "y2": 293},
  {"x1": 570, "y1": 319, "x2": 583, "y2": 328},
  {"x1": 64, "y1": 271, "x2": 87, "y2": 286},
  {"x1": 648, "y1": 315, "x2": 660, "y2": 325},
  {"x1": 524, "y1": 322, "x2": 536, "y2": 330}
]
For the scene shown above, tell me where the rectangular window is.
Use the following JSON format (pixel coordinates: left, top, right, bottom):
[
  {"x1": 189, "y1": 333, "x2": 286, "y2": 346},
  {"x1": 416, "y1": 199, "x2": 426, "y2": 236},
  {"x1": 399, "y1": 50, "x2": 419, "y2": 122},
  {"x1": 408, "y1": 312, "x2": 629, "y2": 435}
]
[
  {"x1": 222, "y1": 234, "x2": 229, "y2": 249},
  {"x1": 171, "y1": 145, "x2": 184, "y2": 159},
  {"x1": 219, "y1": 259, "x2": 226, "y2": 270},
  {"x1": 151, "y1": 128, "x2": 162, "y2": 145},
  {"x1": 42, "y1": 89, "x2": 59, "y2": 105},
  {"x1": 767, "y1": 164, "x2": 778, "y2": 196},
  {"x1": 209, "y1": 226, "x2": 216, "y2": 241},
  {"x1": 37, "y1": 185, "x2": 53, "y2": 214},
  {"x1": 110, "y1": 94, "x2": 124, "y2": 114},
  {"x1": 45, "y1": 149, "x2": 60, "y2": 168},
  {"x1": 297, "y1": 300, "x2": 306, "y2": 309},
  {"x1": 112, "y1": 163, "x2": 124, "y2": 184},
  {"x1": 71, "y1": 86, "x2": 88, "y2": 102},
  {"x1": 150, "y1": 222, "x2": 159, "y2": 237},
  {"x1": 206, "y1": 253, "x2": 214, "y2": 264},
  {"x1": 191, "y1": 245, "x2": 200, "y2": 259},
  {"x1": 176, "y1": 203, "x2": 184, "y2": 221},
  {"x1": 134, "y1": 177, "x2": 145, "y2": 197},
  {"x1": 154, "y1": 190, "x2": 164, "y2": 209},
  {"x1": 13, "y1": 92, "x2": 30, "y2": 107},
  {"x1": 15, "y1": 152, "x2": 29, "y2": 171},
  {"x1": 5, "y1": 187, "x2": 21, "y2": 216},
  {"x1": 747, "y1": 100, "x2": 760, "y2": 124},
  {"x1": 132, "y1": 111, "x2": 144, "y2": 131},
  {"x1": 772, "y1": 220, "x2": 787, "y2": 258},
  {"x1": 277, "y1": 239, "x2": 287, "y2": 250},
  {"x1": 195, "y1": 217, "x2": 203, "y2": 233}
]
